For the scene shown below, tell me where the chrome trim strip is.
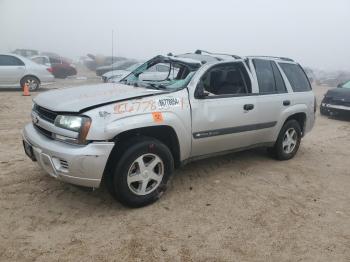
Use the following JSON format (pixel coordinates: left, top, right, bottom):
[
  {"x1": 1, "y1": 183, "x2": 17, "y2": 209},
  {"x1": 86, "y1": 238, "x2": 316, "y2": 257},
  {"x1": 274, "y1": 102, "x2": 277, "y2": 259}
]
[{"x1": 193, "y1": 121, "x2": 277, "y2": 139}]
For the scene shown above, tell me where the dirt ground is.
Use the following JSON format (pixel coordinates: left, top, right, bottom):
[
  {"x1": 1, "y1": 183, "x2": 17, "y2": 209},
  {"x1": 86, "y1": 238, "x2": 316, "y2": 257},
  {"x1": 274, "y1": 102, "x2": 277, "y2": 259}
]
[{"x1": 0, "y1": 70, "x2": 349, "y2": 261}]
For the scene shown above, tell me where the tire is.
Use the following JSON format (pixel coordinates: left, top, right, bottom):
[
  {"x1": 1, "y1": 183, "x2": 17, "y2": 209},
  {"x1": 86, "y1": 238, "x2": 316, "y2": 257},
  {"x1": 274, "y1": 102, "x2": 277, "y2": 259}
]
[
  {"x1": 107, "y1": 136, "x2": 174, "y2": 207},
  {"x1": 20, "y1": 76, "x2": 40, "y2": 91},
  {"x1": 269, "y1": 120, "x2": 302, "y2": 161},
  {"x1": 320, "y1": 106, "x2": 328, "y2": 116}
]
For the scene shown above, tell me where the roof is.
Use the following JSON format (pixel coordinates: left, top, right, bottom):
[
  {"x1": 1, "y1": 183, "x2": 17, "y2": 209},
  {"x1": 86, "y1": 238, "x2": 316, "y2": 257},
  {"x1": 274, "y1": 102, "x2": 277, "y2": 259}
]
[{"x1": 246, "y1": 56, "x2": 295, "y2": 62}]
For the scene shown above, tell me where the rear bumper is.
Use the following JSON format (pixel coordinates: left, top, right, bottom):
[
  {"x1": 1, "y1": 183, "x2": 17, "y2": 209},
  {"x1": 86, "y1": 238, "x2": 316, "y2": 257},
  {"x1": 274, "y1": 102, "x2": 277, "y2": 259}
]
[{"x1": 22, "y1": 123, "x2": 114, "y2": 188}]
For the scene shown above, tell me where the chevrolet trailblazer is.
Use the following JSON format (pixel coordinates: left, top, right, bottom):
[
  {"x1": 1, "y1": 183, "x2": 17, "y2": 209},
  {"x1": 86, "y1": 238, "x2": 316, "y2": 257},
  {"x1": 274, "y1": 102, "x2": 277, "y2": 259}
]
[{"x1": 22, "y1": 50, "x2": 315, "y2": 207}]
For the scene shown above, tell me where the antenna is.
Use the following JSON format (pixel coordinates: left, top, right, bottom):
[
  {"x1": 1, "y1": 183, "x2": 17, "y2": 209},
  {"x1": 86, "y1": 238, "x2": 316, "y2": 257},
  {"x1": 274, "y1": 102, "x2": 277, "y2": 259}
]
[{"x1": 112, "y1": 30, "x2": 114, "y2": 71}]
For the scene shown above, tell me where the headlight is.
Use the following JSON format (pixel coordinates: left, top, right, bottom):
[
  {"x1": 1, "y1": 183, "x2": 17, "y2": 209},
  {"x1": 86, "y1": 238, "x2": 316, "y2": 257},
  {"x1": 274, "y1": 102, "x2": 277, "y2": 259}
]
[{"x1": 54, "y1": 115, "x2": 91, "y2": 144}]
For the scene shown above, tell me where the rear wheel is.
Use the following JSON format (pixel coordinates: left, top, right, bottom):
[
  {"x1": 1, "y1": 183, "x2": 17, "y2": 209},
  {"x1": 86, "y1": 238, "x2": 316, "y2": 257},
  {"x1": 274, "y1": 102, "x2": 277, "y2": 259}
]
[
  {"x1": 107, "y1": 137, "x2": 174, "y2": 207},
  {"x1": 269, "y1": 120, "x2": 302, "y2": 160},
  {"x1": 21, "y1": 76, "x2": 40, "y2": 91}
]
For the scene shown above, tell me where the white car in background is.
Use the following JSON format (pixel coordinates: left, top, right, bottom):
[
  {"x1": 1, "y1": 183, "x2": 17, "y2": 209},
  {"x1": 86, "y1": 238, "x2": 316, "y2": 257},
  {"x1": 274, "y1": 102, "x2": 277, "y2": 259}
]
[
  {"x1": 102, "y1": 63, "x2": 143, "y2": 83},
  {"x1": 105, "y1": 63, "x2": 176, "y2": 83},
  {"x1": 0, "y1": 54, "x2": 54, "y2": 90}
]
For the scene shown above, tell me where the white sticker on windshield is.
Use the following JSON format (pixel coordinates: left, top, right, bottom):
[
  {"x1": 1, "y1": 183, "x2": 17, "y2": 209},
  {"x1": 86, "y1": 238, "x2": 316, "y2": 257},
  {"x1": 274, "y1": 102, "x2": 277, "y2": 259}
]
[{"x1": 157, "y1": 97, "x2": 181, "y2": 109}]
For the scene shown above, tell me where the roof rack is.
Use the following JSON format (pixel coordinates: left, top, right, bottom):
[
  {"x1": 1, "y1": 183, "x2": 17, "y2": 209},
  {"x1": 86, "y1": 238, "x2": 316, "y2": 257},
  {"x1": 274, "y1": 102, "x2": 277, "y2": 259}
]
[
  {"x1": 194, "y1": 50, "x2": 241, "y2": 59},
  {"x1": 247, "y1": 56, "x2": 294, "y2": 62}
]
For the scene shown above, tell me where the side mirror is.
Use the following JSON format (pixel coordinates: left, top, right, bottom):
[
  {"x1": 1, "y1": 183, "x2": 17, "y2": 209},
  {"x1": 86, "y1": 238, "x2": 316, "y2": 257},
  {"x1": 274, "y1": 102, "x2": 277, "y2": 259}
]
[
  {"x1": 337, "y1": 83, "x2": 343, "y2": 88},
  {"x1": 195, "y1": 81, "x2": 209, "y2": 99}
]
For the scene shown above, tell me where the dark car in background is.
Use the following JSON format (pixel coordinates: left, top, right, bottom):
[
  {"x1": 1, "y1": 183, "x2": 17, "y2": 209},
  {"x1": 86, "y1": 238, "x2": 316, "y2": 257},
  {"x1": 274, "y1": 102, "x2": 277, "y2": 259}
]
[
  {"x1": 95, "y1": 59, "x2": 138, "y2": 76},
  {"x1": 31, "y1": 55, "x2": 77, "y2": 79},
  {"x1": 320, "y1": 80, "x2": 350, "y2": 117}
]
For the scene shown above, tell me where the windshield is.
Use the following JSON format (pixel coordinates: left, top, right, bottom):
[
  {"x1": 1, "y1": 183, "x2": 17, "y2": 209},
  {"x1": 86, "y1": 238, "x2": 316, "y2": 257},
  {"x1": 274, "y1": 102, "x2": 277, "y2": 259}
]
[
  {"x1": 126, "y1": 63, "x2": 142, "y2": 71},
  {"x1": 121, "y1": 56, "x2": 199, "y2": 91},
  {"x1": 341, "y1": 81, "x2": 350, "y2": 89}
]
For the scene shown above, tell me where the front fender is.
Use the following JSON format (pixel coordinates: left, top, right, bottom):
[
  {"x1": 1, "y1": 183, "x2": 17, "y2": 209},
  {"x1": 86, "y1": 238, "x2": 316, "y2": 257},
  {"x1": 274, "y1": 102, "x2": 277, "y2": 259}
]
[{"x1": 85, "y1": 90, "x2": 192, "y2": 161}]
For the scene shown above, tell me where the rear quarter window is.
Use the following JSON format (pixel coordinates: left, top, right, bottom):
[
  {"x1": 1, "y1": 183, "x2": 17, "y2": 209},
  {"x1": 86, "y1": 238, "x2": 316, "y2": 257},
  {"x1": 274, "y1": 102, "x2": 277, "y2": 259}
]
[{"x1": 279, "y1": 63, "x2": 311, "y2": 92}]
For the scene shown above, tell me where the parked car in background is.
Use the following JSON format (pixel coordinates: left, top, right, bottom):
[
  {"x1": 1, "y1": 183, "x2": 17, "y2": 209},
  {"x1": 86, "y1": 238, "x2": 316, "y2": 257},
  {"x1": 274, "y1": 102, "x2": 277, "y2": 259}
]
[
  {"x1": 320, "y1": 80, "x2": 350, "y2": 117},
  {"x1": 22, "y1": 51, "x2": 315, "y2": 207},
  {"x1": 84, "y1": 54, "x2": 126, "y2": 71},
  {"x1": 0, "y1": 53, "x2": 54, "y2": 90},
  {"x1": 31, "y1": 56, "x2": 77, "y2": 79},
  {"x1": 96, "y1": 60, "x2": 138, "y2": 76},
  {"x1": 103, "y1": 62, "x2": 174, "y2": 83},
  {"x1": 102, "y1": 63, "x2": 143, "y2": 82},
  {"x1": 12, "y1": 49, "x2": 39, "y2": 58}
]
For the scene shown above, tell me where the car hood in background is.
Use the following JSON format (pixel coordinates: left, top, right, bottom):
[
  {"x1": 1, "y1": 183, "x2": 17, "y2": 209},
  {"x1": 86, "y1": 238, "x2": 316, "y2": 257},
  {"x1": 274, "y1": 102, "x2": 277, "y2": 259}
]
[
  {"x1": 103, "y1": 70, "x2": 129, "y2": 78},
  {"x1": 33, "y1": 83, "x2": 163, "y2": 112},
  {"x1": 325, "y1": 88, "x2": 350, "y2": 101}
]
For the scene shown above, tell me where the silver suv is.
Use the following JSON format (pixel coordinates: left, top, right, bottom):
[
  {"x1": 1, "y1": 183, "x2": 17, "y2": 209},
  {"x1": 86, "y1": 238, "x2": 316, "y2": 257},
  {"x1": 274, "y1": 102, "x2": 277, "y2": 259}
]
[{"x1": 22, "y1": 50, "x2": 315, "y2": 207}]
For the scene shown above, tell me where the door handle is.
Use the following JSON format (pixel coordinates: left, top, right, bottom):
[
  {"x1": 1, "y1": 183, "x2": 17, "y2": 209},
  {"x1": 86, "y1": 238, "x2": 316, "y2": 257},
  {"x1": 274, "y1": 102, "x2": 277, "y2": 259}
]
[
  {"x1": 243, "y1": 104, "x2": 254, "y2": 111},
  {"x1": 283, "y1": 100, "x2": 291, "y2": 106}
]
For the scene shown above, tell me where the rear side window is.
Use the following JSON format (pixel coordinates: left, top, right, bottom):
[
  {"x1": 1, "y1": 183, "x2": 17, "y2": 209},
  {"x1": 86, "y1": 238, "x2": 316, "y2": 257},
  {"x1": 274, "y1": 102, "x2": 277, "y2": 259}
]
[
  {"x1": 49, "y1": 57, "x2": 61, "y2": 64},
  {"x1": 0, "y1": 55, "x2": 24, "y2": 66},
  {"x1": 271, "y1": 62, "x2": 286, "y2": 93},
  {"x1": 253, "y1": 59, "x2": 274, "y2": 93},
  {"x1": 279, "y1": 63, "x2": 311, "y2": 92},
  {"x1": 253, "y1": 59, "x2": 286, "y2": 94}
]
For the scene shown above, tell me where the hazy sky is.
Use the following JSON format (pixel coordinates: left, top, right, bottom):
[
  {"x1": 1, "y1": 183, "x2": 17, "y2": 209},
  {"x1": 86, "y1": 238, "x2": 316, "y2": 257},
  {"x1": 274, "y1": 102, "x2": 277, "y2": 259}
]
[{"x1": 1, "y1": 0, "x2": 349, "y2": 70}]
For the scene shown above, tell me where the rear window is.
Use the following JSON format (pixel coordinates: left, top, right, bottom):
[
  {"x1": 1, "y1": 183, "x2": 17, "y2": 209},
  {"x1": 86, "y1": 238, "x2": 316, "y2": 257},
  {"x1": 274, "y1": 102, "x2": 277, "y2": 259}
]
[{"x1": 279, "y1": 63, "x2": 311, "y2": 92}]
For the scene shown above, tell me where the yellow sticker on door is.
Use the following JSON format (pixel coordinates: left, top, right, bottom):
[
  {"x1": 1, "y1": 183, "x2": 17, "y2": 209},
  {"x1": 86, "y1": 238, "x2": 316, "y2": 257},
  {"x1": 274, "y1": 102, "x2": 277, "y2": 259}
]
[{"x1": 152, "y1": 112, "x2": 163, "y2": 123}]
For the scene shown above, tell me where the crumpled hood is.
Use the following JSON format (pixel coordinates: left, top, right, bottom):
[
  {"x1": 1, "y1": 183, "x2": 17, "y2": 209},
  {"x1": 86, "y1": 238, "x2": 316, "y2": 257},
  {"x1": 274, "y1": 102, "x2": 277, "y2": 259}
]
[
  {"x1": 326, "y1": 88, "x2": 350, "y2": 101},
  {"x1": 33, "y1": 83, "x2": 163, "y2": 112}
]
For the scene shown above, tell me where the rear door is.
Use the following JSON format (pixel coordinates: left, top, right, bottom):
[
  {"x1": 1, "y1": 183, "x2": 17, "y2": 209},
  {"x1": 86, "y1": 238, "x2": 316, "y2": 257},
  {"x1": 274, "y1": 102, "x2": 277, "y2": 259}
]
[
  {"x1": 251, "y1": 59, "x2": 290, "y2": 142},
  {"x1": 190, "y1": 61, "x2": 262, "y2": 157},
  {"x1": 0, "y1": 55, "x2": 25, "y2": 86}
]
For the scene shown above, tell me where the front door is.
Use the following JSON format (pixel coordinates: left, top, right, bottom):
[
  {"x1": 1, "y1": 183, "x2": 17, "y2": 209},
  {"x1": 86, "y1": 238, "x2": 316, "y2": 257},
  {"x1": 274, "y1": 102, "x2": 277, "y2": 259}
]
[{"x1": 190, "y1": 61, "x2": 262, "y2": 157}]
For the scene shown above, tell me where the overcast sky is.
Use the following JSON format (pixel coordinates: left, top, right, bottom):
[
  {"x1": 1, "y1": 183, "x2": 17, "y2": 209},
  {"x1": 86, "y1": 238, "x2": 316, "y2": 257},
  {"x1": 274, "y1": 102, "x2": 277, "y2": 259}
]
[{"x1": 0, "y1": 0, "x2": 349, "y2": 70}]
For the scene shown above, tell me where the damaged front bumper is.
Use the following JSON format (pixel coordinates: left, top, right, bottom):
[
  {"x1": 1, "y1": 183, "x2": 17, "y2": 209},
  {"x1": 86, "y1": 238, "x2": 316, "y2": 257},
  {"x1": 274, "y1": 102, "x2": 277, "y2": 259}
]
[{"x1": 22, "y1": 123, "x2": 114, "y2": 188}]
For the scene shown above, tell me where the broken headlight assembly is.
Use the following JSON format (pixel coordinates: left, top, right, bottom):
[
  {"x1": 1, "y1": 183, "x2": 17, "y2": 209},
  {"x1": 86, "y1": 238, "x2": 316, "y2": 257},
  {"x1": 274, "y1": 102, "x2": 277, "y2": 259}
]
[{"x1": 54, "y1": 115, "x2": 91, "y2": 144}]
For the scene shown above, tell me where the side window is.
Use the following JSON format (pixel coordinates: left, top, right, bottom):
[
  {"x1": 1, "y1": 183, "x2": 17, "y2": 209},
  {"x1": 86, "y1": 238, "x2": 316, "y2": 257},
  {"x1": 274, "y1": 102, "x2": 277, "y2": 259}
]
[
  {"x1": 271, "y1": 62, "x2": 286, "y2": 93},
  {"x1": 279, "y1": 63, "x2": 311, "y2": 92},
  {"x1": 253, "y1": 59, "x2": 276, "y2": 93},
  {"x1": 32, "y1": 57, "x2": 46, "y2": 65},
  {"x1": 156, "y1": 64, "x2": 170, "y2": 72},
  {"x1": 49, "y1": 57, "x2": 61, "y2": 64},
  {"x1": 200, "y1": 62, "x2": 252, "y2": 96},
  {"x1": 0, "y1": 55, "x2": 24, "y2": 66}
]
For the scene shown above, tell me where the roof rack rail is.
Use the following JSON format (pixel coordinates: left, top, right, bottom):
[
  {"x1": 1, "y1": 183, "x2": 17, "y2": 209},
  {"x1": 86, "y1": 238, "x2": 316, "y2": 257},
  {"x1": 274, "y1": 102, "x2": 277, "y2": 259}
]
[
  {"x1": 247, "y1": 55, "x2": 294, "y2": 62},
  {"x1": 195, "y1": 50, "x2": 241, "y2": 59}
]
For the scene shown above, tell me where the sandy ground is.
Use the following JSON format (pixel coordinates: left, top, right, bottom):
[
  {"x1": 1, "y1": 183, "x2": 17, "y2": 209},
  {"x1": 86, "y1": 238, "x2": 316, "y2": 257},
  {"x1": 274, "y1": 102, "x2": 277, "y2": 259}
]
[{"x1": 0, "y1": 70, "x2": 349, "y2": 261}]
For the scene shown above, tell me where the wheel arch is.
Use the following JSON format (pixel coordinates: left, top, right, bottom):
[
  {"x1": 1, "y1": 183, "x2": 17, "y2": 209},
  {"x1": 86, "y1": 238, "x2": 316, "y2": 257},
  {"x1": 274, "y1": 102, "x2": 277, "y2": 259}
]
[
  {"x1": 283, "y1": 112, "x2": 307, "y2": 136},
  {"x1": 102, "y1": 125, "x2": 181, "y2": 183},
  {"x1": 20, "y1": 74, "x2": 41, "y2": 86}
]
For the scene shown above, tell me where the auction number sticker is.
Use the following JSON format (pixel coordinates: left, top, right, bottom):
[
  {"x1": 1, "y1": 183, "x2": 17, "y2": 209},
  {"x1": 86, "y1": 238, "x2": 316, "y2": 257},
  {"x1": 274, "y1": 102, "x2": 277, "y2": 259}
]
[{"x1": 157, "y1": 97, "x2": 181, "y2": 109}]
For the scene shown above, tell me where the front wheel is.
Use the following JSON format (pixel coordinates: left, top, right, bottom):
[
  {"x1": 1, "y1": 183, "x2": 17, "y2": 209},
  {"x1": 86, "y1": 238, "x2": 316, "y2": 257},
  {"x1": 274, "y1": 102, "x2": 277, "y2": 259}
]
[
  {"x1": 21, "y1": 76, "x2": 40, "y2": 91},
  {"x1": 269, "y1": 120, "x2": 302, "y2": 160},
  {"x1": 108, "y1": 137, "x2": 174, "y2": 207}
]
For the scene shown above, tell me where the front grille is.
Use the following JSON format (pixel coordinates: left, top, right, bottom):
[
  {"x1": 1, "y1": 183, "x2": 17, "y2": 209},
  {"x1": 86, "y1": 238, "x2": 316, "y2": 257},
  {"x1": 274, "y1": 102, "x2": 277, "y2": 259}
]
[
  {"x1": 33, "y1": 104, "x2": 58, "y2": 123},
  {"x1": 34, "y1": 124, "x2": 53, "y2": 139}
]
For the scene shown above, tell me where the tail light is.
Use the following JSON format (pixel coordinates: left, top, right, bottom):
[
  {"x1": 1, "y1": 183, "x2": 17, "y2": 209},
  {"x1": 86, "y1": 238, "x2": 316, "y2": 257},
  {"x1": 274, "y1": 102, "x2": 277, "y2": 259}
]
[{"x1": 47, "y1": 67, "x2": 53, "y2": 73}]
